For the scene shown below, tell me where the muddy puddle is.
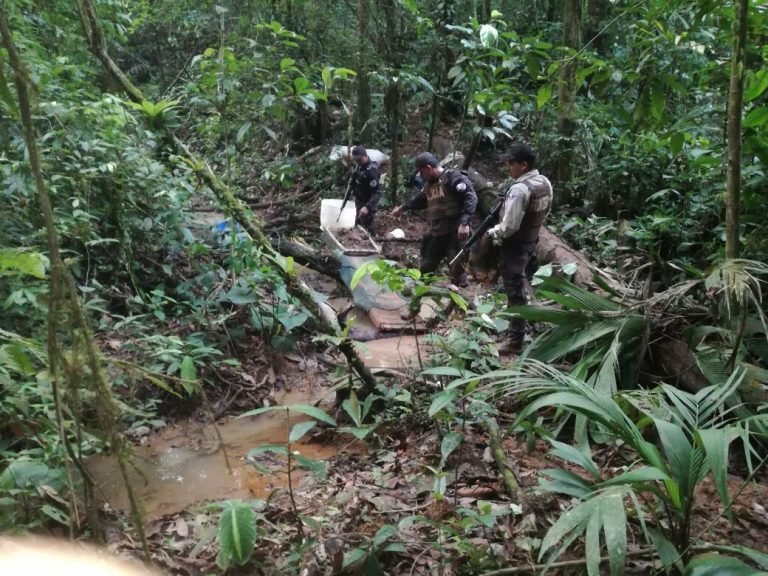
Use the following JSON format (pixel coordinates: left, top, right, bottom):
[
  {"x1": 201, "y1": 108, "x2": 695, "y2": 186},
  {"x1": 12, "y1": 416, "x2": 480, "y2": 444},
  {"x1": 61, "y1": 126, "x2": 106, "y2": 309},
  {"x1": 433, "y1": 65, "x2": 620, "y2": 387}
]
[{"x1": 88, "y1": 389, "x2": 358, "y2": 519}]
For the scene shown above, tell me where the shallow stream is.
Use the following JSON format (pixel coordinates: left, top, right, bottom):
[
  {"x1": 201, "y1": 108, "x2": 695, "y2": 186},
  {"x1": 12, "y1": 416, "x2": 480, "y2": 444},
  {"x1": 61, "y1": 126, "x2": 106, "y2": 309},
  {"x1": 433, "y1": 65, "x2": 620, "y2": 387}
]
[{"x1": 89, "y1": 335, "x2": 425, "y2": 519}]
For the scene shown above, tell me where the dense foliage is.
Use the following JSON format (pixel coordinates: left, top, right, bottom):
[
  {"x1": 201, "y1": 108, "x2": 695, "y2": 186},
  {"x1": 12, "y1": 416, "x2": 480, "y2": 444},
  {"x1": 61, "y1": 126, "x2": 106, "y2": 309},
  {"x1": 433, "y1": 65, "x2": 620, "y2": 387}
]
[{"x1": 1, "y1": 0, "x2": 767, "y2": 574}]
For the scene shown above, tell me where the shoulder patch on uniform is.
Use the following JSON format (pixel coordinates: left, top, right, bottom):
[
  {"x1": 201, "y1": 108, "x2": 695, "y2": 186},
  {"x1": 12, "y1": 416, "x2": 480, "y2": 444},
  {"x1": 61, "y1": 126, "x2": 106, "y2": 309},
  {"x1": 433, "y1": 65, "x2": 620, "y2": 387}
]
[
  {"x1": 455, "y1": 182, "x2": 467, "y2": 192},
  {"x1": 369, "y1": 180, "x2": 377, "y2": 187}
]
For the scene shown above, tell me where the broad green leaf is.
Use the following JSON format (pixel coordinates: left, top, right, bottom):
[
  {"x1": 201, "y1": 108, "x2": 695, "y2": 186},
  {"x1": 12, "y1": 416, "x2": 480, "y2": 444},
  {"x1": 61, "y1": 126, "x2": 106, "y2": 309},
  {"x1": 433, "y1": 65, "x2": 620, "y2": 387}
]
[
  {"x1": 537, "y1": 84, "x2": 553, "y2": 109},
  {"x1": 342, "y1": 389, "x2": 361, "y2": 425},
  {"x1": 224, "y1": 285, "x2": 259, "y2": 305},
  {"x1": 601, "y1": 491, "x2": 627, "y2": 576},
  {"x1": 649, "y1": 527, "x2": 683, "y2": 572},
  {"x1": 350, "y1": 261, "x2": 376, "y2": 290},
  {"x1": 247, "y1": 444, "x2": 288, "y2": 457},
  {"x1": 180, "y1": 356, "x2": 197, "y2": 394},
  {"x1": 0, "y1": 249, "x2": 46, "y2": 279},
  {"x1": 41, "y1": 504, "x2": 69, "y2": 526},
  {"x1": 422, "y1": 366, "x2": 465, "y2": 377},
  {"x1": 321, "y1": 66, "x2": 333, "y2": 92},
  {"x1": 342, "y1": 547, "x2": 368, "y2": 570},
  {"x1": 0, "y1": 62, "x2": 19, "y2": 116},
  {"x1": 289, "y1": 421, "x2": 316, "y2": 443},
  {"x1": 710, "y1": 545, "x2": 768, "y2": 569},
  {"x1": 447, "y1": 65, "x2": 463, "y2": 79},
  {"x1": 505, "y1": 305, "x2": 578, "y2": 324},
  {"x1": 684, "y1": 554, "x2": 768, "y2": 576},
  {"x1": 744, "y1": 107, "x2": 768, "y2": 128},
  {"x1": 697, "y1": 428, "x2": 733, "y2": 517},
  {"x1": 539, "y1": 496, "x2": 596, "y2": 560},
  {"x1": 670, "y1": 132, "x2": 685, "y2": 154},
  {"x1": 217, "y1": 501, "x2": 257, "y2": 570},
  {"x1": 440, "y1": 432, "x2": 463, "y2": 466},
  {"x1": 338, "y1": 426, "x2": 370, "y2": 440},
  {"x1": 373, "y1": 524, "x2": 398, "y2": 548},
  {"x1": 650, "y1": 83, "x2": 666, "y2": 121},
  {"x1": 449, "y1": 291, "x2": 468, "y2": 312},
  {"x1": 285, "y1": 404, "x2": 336, "y2": 426},
  {"x1": 654, "y1": 419, "x2": 694, "y2": 493},
  {"x1": 548, "y1": 439, "x2": 600, "y2": 479},
  {"x1": 428, "y1": 389, "x2": 458, "y2": 417},
  {"x1": 239, "y1": 406, "x2": 280, "y2": 418},
  {"x1": 479, "y1": 24, "x2": 498, "y2": 47},
  {"x1": 596, "y1": 466, "x2": 670, "y2": 489},
  {"x1": 538, "y1": 468, "x2": 593, "y2": 498},
  {"x1": 526, "y1": 54, "x2": 541, "y2": 79},
  {"x1": 745, "y1": 69, "x2": 768, "y2": 102},
  {"x1": 236, "y1": 121, "x2": 252, "y2": 144},
  {"x1": 299, "y1": 514, "x2": 322, "y2": 530},
  {"x1": 585, "y1": 509, "x2": 601, "y2": 576},
  {"x1": 293, "y1": 453, "x2": 327, "y2": 477}
]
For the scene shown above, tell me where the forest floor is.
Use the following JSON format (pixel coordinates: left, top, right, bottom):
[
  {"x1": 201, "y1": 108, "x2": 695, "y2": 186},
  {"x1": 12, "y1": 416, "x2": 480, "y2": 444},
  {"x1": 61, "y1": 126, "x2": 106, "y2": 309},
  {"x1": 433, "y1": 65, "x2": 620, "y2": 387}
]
[{"x1": 93, "y1": 141, "x2": 768, "y2": 574}]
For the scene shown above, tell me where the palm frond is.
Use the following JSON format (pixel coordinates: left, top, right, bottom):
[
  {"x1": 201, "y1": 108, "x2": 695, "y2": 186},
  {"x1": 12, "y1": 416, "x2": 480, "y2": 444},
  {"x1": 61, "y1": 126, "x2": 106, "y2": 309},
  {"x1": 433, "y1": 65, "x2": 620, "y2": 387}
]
[
  {"x1": 536, "y1": 275, "x2": 622, "y2": 312},
  {"x1": 706, "y1": 258, "x2": 768, "y2": 333},
  {"x1": 538, "y1": 487, "x2": 629, "y2": 576}
]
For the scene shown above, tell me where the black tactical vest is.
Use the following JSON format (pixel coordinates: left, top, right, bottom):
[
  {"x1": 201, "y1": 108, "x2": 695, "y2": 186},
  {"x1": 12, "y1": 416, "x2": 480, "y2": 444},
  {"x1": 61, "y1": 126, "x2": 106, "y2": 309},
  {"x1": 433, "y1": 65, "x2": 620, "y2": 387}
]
[{"x1": 425, "y1": 169, "x2": 470, "y2": 228}]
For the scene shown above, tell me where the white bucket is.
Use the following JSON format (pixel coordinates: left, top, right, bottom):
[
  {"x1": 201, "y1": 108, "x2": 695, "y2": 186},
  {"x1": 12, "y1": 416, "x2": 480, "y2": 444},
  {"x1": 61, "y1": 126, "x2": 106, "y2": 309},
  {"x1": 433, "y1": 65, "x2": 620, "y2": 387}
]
[{"x1": 320, "y1": 198, "x2": 356, "y2": 230}]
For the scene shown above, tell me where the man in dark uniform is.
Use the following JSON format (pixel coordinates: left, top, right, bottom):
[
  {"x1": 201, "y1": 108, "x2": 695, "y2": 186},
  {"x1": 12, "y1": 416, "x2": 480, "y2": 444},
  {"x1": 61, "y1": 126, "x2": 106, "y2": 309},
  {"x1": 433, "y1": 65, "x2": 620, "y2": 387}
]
[
  {"x1": 486, "y1": 143, "x2": 553, "y2": 353},
  {"x1": 350, "y1": 145, "x2": 381, "y2": 234},
  {"x1": 391, "y1": 152, "x2": 477, "y2": 287}
]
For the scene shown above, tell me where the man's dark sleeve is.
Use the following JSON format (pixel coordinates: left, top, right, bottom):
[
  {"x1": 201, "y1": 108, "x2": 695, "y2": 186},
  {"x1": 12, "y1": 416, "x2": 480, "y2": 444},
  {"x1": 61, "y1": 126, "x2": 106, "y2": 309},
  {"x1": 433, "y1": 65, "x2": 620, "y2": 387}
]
[
  {"x1": 453, "y1": 176, "x2": 477, "y2": 226},
  {"x1": 403, "y1": 188, "x2": 428, "y2": 211},
  {"x1": 364, "y1": 165, "x2": 382, "y2": 211}
]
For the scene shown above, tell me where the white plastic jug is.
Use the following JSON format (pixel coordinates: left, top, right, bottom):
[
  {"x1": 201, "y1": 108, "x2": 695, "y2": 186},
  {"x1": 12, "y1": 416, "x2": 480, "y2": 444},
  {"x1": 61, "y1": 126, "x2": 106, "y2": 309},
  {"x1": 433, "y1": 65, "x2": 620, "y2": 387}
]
[{"x1": 320, "y1": 198, "x2": 356, "y2": 230}]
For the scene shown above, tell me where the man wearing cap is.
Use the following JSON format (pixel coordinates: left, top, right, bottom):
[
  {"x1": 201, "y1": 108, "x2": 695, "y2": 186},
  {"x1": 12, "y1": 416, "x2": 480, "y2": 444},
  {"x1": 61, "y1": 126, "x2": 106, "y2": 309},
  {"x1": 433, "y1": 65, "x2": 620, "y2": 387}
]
[
  {"x1": 486, "y1": 143, "x2": 553, "y2": 353},
  {"x1": 391, "y1": 152, "x2": 477, "y2": 287},
  {"x1": 349, "y1": 145, "x2": 381, "y2": 234}
]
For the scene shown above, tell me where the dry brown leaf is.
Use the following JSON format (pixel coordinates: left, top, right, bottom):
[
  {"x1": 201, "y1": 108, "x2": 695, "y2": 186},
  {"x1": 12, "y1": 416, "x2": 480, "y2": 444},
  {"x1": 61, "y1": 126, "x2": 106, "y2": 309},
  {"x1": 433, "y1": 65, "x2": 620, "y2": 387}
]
[
  {"x1": 456, "y1": 485, "x2": 498, "y2": 498},
  {"x1": 175, "y1": 517, "x2": 189, "y2": 538}
]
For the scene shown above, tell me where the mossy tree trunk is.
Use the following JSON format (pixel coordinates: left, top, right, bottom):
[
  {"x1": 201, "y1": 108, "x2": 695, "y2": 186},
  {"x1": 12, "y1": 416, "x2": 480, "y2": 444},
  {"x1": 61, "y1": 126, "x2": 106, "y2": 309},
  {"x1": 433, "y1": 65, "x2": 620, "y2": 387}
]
[
  {"x1": 354, "y1": 0, "x2": 372, "y2": 144},
  {"x1": 554, "y1": 0, "x2": 582, "y2": 207},
  {"x1": 726, "y1": 0, "x2": 749, "y2": 259}
]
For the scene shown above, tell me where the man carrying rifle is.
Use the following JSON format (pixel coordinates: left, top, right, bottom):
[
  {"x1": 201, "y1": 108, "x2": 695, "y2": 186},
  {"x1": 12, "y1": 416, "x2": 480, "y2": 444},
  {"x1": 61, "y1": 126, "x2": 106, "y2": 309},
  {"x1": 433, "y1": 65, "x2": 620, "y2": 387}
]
[
  {"x1": 391, "y1": 152, "x2": 477, "y2": 287},
  {"x1": 486, "y1": 143, "x2": 553, "y2": 353},
  {"x1": 348, "y1": 145, "x2": 381, "y2": 234}
]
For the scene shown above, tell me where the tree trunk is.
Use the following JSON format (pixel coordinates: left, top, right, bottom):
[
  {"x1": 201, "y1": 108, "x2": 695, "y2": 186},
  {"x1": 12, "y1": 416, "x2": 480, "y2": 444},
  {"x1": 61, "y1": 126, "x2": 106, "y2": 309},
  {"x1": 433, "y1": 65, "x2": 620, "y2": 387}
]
[
  {"x1": 382, "y1": 0, "x2": 401, "y2": 203},
  {"x1": 725, "y1": 0, "x2": 748, "y2": 259},
  {"x1": 385, "y1": 80, "x2": 401, "y2": 204},
  {"x1": 554, "y1": 0, "x2": 582, "y2": 206},
  {"x1": 354, "y1": 0, "x2": 371, "y2": 143}
]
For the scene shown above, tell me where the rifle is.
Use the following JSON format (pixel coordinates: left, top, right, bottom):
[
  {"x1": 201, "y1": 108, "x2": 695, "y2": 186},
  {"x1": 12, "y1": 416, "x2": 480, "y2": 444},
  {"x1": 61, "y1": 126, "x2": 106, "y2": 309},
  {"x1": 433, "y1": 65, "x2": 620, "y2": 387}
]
[
  {"x1": 448, "y1": 196, "x2": 504, "y2": 267},
  {"x1": 336, "y1": 176, "x2": 354, "y2": 222}
]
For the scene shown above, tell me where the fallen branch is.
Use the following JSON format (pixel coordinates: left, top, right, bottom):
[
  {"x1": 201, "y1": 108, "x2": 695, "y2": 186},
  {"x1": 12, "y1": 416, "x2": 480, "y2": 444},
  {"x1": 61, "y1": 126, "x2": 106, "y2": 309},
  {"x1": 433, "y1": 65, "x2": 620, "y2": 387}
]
[
  {"x1": 479, "y1": 547, "x2": 654, "y2": 575},
  {"x1": 274, "y1": 238, "x2": 341, "y2": 281},
  {"x1": 248, "y1": 185, "x2": 321, "y2": 209},
  {"x1": 76, "y1": 0, "x2": 378, "y2": 396},
  {"x1": 480, "y1": 417, "x2": 520, "y2": 501}
]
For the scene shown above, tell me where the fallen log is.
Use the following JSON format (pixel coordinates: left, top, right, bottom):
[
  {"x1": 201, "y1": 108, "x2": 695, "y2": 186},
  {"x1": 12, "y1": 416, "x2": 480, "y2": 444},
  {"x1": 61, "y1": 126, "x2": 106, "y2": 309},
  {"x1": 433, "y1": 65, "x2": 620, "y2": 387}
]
[
  {"x1": 537, "y1": 226, "x2": 596, "y2": 288},
  {"x1": 274, "y1": 238, "x2": 341, "y2": 281},
  {"x1": 537, "y1": 232, "x2": 717, "y2": 397}
]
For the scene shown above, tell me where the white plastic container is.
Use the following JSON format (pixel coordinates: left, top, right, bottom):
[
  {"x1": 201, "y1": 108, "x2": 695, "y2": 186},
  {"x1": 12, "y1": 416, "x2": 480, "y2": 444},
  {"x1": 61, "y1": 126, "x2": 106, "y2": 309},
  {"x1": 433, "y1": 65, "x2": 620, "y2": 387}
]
[{"x1": 320, "y1": 198, "x2": 356, "y2": 230}]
